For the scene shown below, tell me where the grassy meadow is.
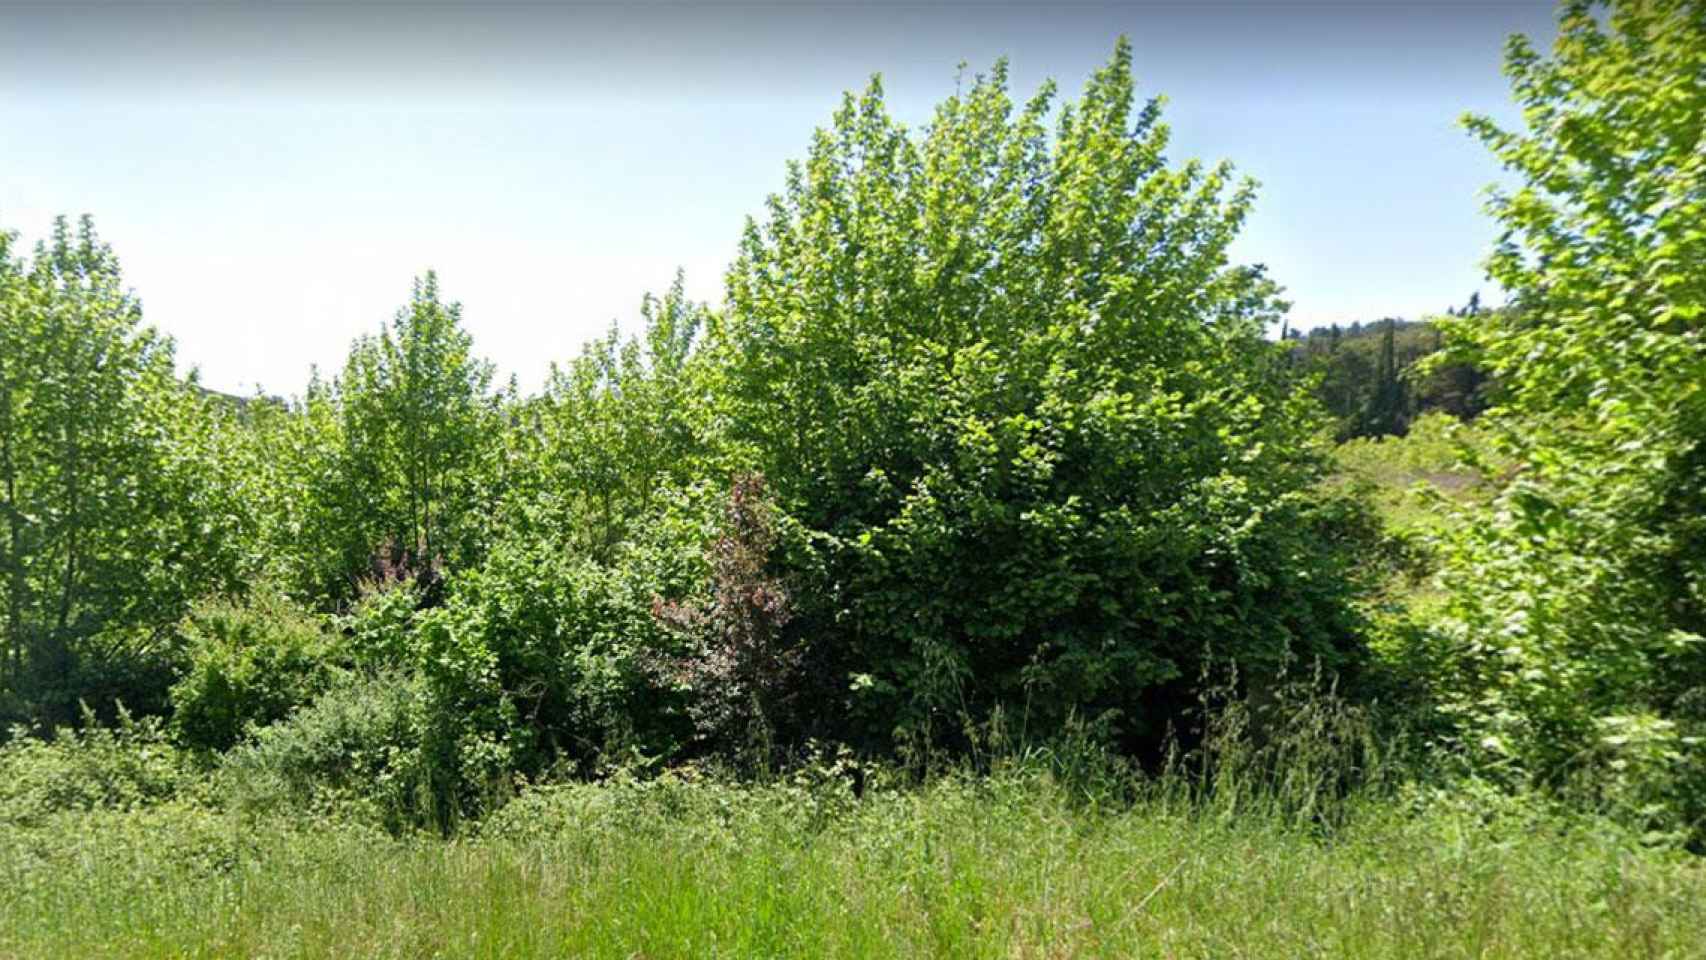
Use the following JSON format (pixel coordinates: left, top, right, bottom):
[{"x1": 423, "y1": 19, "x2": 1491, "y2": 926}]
[{"x1": 3, "y1": 764, "x2": 1704, "y2": 960}]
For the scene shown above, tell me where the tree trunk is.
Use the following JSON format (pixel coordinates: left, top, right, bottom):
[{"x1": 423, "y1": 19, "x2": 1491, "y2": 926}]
[{"x1": 0, "y1": 376, "x2": 22, "y2": 682}]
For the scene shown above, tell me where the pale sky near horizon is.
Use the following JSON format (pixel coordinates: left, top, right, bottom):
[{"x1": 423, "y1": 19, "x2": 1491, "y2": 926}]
[{"x1": 1, "y1": 1, "x2": 1555, "y2": 396}]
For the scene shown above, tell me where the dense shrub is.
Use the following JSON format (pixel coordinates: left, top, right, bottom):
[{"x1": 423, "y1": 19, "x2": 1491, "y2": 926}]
[
  {"x1": 222, "y1": 671, "x2": 428, "y2": 829},
  {"x1": 0, "y1": 708, "x2": 192, "y2": 827},
  {"x1": 712, "y1": 43, "x2": 1371, "y2": 756},
  {"x1": 169, "y1": 589, "x2": 344, "y2": 751},
  {"x1": 652, "y1": 474, "x2": 802, "y2": 767},
  {"x1": 219, "y1": 486, "x2": 718, "y2": 824},
  {"x1": 408, "y1": 524, "x2": 701, "y2": 790},
  {"x1": 339, "y1": 576, "x2": 428, "y2": 670},
  {"x1": 1411, "y1": 0, "x2": 1706, "y2": 841}
]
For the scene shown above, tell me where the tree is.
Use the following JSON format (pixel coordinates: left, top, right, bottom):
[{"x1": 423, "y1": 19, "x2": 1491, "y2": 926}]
[
  {"x1": 1359, "y1": 318, "x2": 1409, "y2": 437},
  {"x1": 712, "y1": 41, "x2": 1370, "y2": 755},
  {"x1": 652, "y1": 473, "x2": 798, "y2": 767},
  {"x1": 1293, "y1": 316, "x2": 1487, "y2": 438},
  {"x1": 1423, "y1": 0, "x2": 1706, "y2": 820},
  {"x1": 347, "y1": 273, "x2": 498, "y2": 569},
  {"x1": 505, "y1": 275, "x2": 712, "y2": 562},
  {"x1": 0, "y1": 222, "x2": 23, "y2": 691},
  {"x1": 268, "y1": 273, "x2": 502, "y2": 603},
  {"x1": 0, "y1": 216, "x2": 242, "y2": 725}
]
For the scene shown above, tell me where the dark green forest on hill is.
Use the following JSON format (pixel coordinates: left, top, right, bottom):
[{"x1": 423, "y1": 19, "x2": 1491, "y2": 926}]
[
  {"x1": 1, "y1": 0, "x2": 1702, "y2": 904},
  {"x1": 1288, "y1": 310, "x2": 1493, "y2": 440}
]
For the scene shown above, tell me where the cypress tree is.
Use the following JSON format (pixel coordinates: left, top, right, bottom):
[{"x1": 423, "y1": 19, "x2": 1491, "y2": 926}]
[{"x1": 1361, "y1": 317, "x2": 1407, "y2": 437}]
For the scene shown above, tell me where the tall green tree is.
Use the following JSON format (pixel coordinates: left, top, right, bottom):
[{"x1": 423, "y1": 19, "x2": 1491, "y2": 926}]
[
  {"x1": 1358, "y1": 318, "x2": 1409, "y2": 437},
  {"x1": 711, "y1": 42, "x2": 1370, "y2": 754},
  {"x1": 504, "y1": 275, "x2": 712, "y2": 561},
  {"x1": 0, "y1": 223, "x2": 23, "y2": 690},
  {"x1": 1424, "y1": 0, "x2": 1706, "y2": 816},
  {"x1": 343, "y1": 273, "x2": 499, "y2": 568},
  {"x1": 250, "y1": 370, "x2": 354, "y2": 603},
  {"x1": 0, "y1": 216, "x2": 243, "y2": 724},
  {"x1": 269, "y1": 273, "x2": 502, "y2": 602}
]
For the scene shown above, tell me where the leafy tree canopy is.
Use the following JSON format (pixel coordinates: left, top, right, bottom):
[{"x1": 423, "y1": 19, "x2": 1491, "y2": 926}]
[{"x1": 711, "y1": 40, "x2": 1371, "y2": 753}]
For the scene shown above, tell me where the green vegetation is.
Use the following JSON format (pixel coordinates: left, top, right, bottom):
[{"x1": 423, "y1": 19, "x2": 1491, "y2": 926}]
[
  {"x1": 4, "y1": 685, "x2": 1704, "y2": 959},
  {"x1": 4, "y1": 772, "x2": 1704, "y2": 959},
  {"x1": 1416, "y1": 0, "x2": 1706, "y2": 831},
  {"x1": 1292, "y1": 313, "x2": 1492, "y2": 441},
  {"x1": 1, "y1": 0, "x2": 1704, "y2": 953}
]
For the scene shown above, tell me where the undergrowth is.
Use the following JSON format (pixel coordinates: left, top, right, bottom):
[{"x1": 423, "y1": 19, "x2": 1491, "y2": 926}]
[{"x1": 1, "y1": 685, "x2": 1702, "y2": 959}]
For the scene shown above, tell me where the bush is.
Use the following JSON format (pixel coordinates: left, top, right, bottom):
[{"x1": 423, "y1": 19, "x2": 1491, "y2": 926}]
[
  {"x1": 169, "y1": 589, "x2": 344, "y2": 752},
  {"x1": 712, "y1": 43, "x2": 1371, "y2": 758},
  {"x1": 339, "y1": 575, "x2": 428, "y2": 670},
  {"x1": 224, "y1": 507, "x2": 713, "y2": 828},
  {"x1": 221, "y1": 671, "x2": 429, "y2": 830},
  {"x1": 1404, "y1": 0, "x2": 1706, "y2": 844},
  {"x1": 652, "y1": 473, "x2": 801, "y2": 768},
  {"x1": 0, "y1": 707, "x2": 193, "y2": 827},
  {"x1": 408, "y1": 527, "x2": 697, "y2": 791}
]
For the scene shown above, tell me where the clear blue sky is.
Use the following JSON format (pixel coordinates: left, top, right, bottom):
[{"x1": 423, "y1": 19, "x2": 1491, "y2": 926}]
[{"x1": 0, "y1": 1, "x2": 1554, "y2": 396}]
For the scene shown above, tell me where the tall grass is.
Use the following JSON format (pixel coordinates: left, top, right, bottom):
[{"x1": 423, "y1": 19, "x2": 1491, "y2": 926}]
[
  {"x1": 3, "y1": 684, "x2": 1702, "y2": 958},
  {"x1": 2, "y1": 768, "x2": 1703, "y2": 959}
]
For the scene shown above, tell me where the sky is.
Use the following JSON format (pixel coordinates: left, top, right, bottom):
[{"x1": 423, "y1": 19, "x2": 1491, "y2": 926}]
[{"x1": 0, "y1": 1, "x2": 1556, "y2": 396}]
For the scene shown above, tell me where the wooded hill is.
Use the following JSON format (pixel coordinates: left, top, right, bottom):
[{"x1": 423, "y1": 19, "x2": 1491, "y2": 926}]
[{"x1": 1285, "y1": 305, "x2": 1493, "y2": 441}]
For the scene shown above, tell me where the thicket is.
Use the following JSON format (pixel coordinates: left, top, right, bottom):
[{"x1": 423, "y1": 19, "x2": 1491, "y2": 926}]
[
  {"x1": 1415, "y1": 0, "x2": 1706, "y2": 840},
  {"x1": 0, "y1": 0, "x2": 1701, "y2": 847}
]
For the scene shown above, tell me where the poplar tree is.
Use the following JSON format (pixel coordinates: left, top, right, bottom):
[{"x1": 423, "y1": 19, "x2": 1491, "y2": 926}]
[
  {"x1": 0, "y1": 217, "x2": 237, "y2": 723},
  {"x1": 319, "y1": 273, "x2": 500, "y2": 591}
]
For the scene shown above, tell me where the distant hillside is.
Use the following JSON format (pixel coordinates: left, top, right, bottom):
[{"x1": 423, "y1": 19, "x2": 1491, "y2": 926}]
[{"x1": 1283, "y1": 307, "x2": 1493, "y2": 441}]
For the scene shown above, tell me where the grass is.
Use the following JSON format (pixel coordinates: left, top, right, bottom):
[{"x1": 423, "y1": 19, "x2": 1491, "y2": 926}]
[
  {"x1": 2, "y1": 769, "x2": 1703, "y2": 959},
  {"x1": 1329, "y1": 412, "x2": 1497, "y2": 539}
]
